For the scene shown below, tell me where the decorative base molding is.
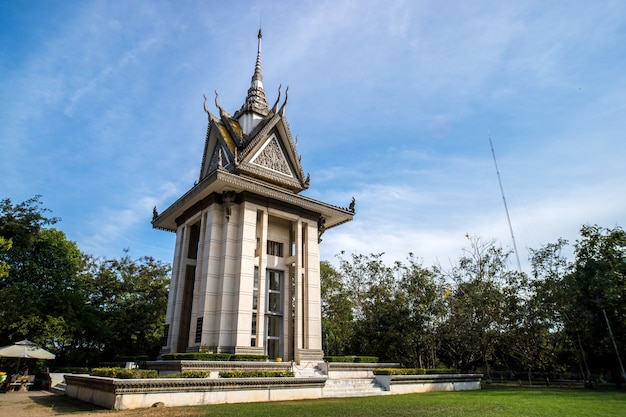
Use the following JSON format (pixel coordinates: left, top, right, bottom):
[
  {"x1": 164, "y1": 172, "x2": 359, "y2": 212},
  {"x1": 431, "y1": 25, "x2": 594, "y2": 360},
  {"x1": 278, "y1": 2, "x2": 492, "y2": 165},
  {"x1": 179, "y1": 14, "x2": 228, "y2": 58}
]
[
  {"x1": 63, "y1": 364, "x2": 483, "y2": 410},
  {"x1": 234, "y1": 346, "x2": 265, "y2": 355},
  {"x1": 295, "y1": 349, "x2": 323, "y2": 364}
]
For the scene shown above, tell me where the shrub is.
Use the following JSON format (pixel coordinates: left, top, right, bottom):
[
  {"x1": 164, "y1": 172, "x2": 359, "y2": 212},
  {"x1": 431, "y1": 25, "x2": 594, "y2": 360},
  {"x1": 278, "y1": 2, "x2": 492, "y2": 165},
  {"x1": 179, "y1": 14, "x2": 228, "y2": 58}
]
[
  {"x1": 166, "y1": 370, "x2": 211, "y2": 378},
  {"x1": 114, "y1": 355, "x2": 151, "y2": 362},
  {"x1": 373, "y1": 368, "x2": 461, "y2": 375},
  {"x1": 219, "y1": 370, "x2": 295, "y2": 378},
  {"x1": 90, "y1": 367, "x2": 158, "y2": 379},
  {"x1": 161, "y1": 352, "x2": 232, "y2": 361},
  {"x1": 230, "y1": 354, "x2": 268, "y2": 362},
  {"x1": 373, "y1": 368, "x2": 424, "y2": 375},
  {"x1": 51, "y1": 367, "x2": 90, "y2": 374},
  {"x1": 324, "y1": 356, "x2": 379, "y2": 363},
  {"x1": 354, "y1": 356, "x2": 379, "y2": 363},
  {"x1": 425, "y1": 368, "x2": 460, "y2": 374}
]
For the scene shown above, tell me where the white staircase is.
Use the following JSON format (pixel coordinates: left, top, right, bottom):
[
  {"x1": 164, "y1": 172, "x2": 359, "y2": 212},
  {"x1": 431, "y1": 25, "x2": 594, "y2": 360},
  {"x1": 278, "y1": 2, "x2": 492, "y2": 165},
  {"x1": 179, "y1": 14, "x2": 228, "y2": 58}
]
[
  {"x1": 322, "y1": 377, "x2": 386, "y2": 397},
  {"x1": 294, "y1": 361, "x2": 389, "y2": 398}
]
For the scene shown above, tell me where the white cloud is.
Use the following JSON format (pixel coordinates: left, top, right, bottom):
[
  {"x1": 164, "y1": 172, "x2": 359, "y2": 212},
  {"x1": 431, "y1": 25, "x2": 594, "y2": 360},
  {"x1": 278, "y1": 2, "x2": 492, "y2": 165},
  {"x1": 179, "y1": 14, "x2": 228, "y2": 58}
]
[{"x1": 2, "y1": 0, "x2": 625, "y2": 269}]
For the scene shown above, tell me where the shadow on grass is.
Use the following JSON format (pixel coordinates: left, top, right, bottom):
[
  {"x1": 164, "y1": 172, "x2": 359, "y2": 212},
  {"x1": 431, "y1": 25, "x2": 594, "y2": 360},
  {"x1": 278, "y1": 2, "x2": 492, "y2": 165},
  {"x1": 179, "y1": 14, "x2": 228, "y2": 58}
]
[
  {"x1": 482, "y1": 380, "x2": 625, "y2": 393},
  {"x1": 26, "y1": 391, "x2": 107, "y2": 414}
]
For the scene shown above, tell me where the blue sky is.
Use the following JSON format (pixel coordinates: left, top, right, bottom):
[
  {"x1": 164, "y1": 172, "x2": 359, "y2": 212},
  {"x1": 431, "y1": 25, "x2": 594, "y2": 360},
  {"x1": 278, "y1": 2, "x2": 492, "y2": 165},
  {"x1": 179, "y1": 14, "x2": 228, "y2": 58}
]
[{"x1": 1, "y1": 0, "x2": 625, "y2": 272}]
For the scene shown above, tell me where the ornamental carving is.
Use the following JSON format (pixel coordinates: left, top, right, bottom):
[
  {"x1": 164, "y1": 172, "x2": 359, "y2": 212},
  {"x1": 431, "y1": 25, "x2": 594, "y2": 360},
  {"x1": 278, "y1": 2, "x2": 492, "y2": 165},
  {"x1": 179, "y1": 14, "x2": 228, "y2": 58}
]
[
  {"x1": 251, "y1": 137, "x2": 292, "y2": 176},
  {"x1": 208, "y1": 146, "x2": 230, "y2": 173}
]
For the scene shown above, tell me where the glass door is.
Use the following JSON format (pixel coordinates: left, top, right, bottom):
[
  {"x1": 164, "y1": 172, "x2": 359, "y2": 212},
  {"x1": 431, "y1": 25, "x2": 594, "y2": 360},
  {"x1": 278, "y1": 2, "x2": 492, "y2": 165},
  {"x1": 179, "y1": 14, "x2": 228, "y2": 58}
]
[{"x1": 265, "y1": 270, "x2": 283, "y2": 359}]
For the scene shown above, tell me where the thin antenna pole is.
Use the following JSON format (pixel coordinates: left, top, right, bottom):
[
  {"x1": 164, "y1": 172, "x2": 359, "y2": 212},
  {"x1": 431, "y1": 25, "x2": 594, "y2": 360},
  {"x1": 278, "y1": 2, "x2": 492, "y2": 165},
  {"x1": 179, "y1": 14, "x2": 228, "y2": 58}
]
[
  {"x1": 603, "y1": 308, "x2": 626, "y2": 382},
  {"x1": 489, "y1": 131, "x2": 523, "y2": 272}
]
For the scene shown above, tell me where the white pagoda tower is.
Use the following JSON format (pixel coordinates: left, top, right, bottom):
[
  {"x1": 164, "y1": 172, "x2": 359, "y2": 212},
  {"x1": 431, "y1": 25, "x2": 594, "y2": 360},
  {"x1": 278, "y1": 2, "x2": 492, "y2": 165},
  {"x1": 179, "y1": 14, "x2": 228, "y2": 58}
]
[{"x1": 152, "y1": 30, "x2": 354, "y2": 363}]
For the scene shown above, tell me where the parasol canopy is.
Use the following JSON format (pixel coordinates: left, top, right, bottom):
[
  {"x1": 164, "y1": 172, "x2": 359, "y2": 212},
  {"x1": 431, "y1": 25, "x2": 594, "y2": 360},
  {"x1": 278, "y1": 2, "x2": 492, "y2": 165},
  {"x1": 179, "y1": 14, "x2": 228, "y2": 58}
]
[{"x1": 0, "y1": 339, "x2": 55, "y2": 360}]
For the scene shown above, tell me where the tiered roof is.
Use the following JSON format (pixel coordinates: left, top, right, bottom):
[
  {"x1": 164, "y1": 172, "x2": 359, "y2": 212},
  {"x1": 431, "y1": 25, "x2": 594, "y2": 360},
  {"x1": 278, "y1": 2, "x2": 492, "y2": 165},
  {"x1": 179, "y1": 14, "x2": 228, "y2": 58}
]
[{"x1": 152, "y1": 30, "x2": 354, "y2": 233}]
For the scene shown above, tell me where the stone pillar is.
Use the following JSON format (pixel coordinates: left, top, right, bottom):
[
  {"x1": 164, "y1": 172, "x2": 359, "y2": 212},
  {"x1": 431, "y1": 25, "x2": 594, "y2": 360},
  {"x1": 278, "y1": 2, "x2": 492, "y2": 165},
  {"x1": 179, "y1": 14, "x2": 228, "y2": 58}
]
[
  {"x1": 168, "y1": 224, "x2": 189, "y2": 353},
  {"x1": 161, "y1": 226, "x2": 185, "y2": 354}
]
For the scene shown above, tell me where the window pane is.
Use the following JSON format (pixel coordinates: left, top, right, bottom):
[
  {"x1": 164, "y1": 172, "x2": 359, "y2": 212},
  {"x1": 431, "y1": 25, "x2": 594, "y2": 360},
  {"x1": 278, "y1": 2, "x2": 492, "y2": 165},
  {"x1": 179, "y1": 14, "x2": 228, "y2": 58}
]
[
  {"x1": 254, "y1": 267, "x2": 258, "y2": 289},
  {"x1": 269, "y1": 293, "x2": 281, "y2": 313},
  {"x1": 269, "y1": 271, "x2": 281, "y2": 291},
  {"x1": 268, "y1": 316, "x2": 281, "y2": 337},
  {"x1": 267, "y1": 339, "x2": 279, "y2": 359}
]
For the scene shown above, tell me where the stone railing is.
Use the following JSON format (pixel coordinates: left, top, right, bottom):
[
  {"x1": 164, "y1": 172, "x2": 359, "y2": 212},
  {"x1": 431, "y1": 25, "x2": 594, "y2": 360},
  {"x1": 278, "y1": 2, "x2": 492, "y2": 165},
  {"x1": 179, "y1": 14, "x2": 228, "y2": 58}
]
[
  {"x1": 145, "y1": 360, "x2": 293, "y2": 375},
  {"x1": 65, "y1": 374, "x2": 327, "y2": 409}
]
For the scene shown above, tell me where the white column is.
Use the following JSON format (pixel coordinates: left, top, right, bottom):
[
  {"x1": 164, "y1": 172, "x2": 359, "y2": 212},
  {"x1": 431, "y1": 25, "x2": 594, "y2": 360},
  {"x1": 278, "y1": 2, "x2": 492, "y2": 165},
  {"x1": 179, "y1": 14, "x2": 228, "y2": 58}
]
[
  {"x1": 203, "y1": 205, "x2": 222, "y2": 349},
  {"x1": 234, "y1": 202, "x2": 259, "y2": 350},
  {"x1": 294, "y1": 219, "x2": 304, "y2": 351},
  {"x1": 169, "y1": 224, "x2": 189, "y2": 352},
  {"x1": 305, "y1": 221, "x2": 323, "y2": 351},
  {"x1": 257, "y1": 209, "x2": 268, "y2": 351},
  {"x1": 192, "y1": 211, "x2": 208, "y2": 349}
]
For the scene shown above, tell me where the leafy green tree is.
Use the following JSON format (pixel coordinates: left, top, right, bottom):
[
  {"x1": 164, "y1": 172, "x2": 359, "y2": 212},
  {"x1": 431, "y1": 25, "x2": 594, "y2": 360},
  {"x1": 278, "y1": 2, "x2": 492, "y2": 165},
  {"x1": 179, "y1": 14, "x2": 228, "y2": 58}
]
[
  {"x1": 0, "y1": 236, "x2": 10, "y2": 278},
  {"x1": 563, "y1": 225, "x2": 626, "y2": 381},
  {"x1": 521, "y1": 239, "x2": 575, "y2": 376},
  {"x1": 335, "y1": 253, "x2": 442, "y2": 366},
  {"x1": 435, "y1": 237, "x2": 520, "y2": 375},
  {"x1": 320, "y1": 261, "x2": 354, "y2": 356},
  {"x1": 397, "y1": 255, "x2": 443, "y2": 368},
  {"x1": 0, "y1": 196, "x2": 171, "y2": 366},
  {"x1": 0, "y1": 197, "x2": 84, "y2": 350},
  {"x1": 86, "y1": 254, "x2": 170, "y2": 360},
  {"x1": 337, "y1": 252, "x2": 400, "y2": 359}
]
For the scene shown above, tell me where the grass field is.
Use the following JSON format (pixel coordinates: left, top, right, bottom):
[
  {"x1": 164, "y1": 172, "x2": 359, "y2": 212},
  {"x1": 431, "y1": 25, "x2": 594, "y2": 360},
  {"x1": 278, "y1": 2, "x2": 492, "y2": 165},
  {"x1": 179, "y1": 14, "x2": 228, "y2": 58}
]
[
  {"x1": 184, "y1": 386, "x2": 624, "y2": 417},
  {"x1": 3, "y1": 386, "x2": 624, "y2": 416}
]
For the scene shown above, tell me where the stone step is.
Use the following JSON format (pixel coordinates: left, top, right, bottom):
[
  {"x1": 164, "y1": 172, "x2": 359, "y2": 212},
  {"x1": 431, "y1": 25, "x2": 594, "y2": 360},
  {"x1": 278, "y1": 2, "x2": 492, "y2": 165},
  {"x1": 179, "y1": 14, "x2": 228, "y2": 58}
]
[{"x1": 322, "y1": 378, "x2": 387, "y2": 398}]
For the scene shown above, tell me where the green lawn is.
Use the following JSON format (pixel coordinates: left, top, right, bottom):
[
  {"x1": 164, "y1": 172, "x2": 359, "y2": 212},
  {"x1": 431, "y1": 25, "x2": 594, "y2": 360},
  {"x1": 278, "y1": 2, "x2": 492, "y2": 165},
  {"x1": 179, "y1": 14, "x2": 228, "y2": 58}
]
[
  {"x1": 15, "y1": 386, "x2": 623, "y2": 416},
  {"x1": 189, "y1": 387, "x2": 625, "y2": 417}
]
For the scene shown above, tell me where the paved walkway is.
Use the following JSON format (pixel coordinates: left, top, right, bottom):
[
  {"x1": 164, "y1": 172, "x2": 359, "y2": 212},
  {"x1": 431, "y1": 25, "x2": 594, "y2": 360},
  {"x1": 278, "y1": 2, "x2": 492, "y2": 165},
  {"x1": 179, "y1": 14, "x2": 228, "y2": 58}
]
[
  {"x1": 0, "y1": 390, "x2": 102, "y2": 416},
  {"x1": 0, "y1": 389, "x2": 201, "y2": 416}
]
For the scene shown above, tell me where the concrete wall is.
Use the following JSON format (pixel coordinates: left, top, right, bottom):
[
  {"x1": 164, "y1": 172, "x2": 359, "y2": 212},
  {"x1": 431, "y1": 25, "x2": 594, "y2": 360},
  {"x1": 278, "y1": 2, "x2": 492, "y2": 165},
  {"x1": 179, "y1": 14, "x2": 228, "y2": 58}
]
[
  {"x1": 64, "y1": 372, "x2": 483, "y2": 410},
  {"x1": 64, "y1": 374, "x2": 326, "y2": 410}
]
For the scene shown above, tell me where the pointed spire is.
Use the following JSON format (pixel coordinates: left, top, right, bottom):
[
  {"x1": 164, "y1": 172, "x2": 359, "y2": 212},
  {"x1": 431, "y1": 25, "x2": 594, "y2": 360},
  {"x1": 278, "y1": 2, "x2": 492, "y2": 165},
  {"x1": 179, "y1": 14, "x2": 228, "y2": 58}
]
[
  {"x1": 252, "y1": 28, "x2": 263, "y2": 89},
  {"x1": 238, "y1": 28, "x2": 269, "y2": 117}
]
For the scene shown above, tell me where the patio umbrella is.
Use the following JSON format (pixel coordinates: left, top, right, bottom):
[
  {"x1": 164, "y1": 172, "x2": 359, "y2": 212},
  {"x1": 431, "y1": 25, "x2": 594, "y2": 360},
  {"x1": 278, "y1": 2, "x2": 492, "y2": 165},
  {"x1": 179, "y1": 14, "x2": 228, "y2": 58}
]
[{"x1": 0, "y1": 340, "x2": 55, "y2": 374}]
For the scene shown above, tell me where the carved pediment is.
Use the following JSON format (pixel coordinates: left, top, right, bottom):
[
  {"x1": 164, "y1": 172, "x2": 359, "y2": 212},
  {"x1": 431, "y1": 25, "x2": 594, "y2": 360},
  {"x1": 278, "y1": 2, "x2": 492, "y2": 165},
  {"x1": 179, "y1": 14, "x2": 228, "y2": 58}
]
[
  {"x1": 208, "y1": 145, "x2": 232, "y2": 172},
  {"x1": 250, "y1": 134, "x2": 293, "y2": 177}
]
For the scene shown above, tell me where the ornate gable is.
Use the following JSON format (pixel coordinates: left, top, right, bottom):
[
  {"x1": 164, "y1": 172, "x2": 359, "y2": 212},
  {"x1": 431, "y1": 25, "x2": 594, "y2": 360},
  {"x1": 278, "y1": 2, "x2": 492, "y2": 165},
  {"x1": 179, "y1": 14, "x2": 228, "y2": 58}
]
[
  {"x1": 199, "y1": 109, "x2": 238, "y2": 180},
  {"x1": 235, "y1": 114, "x2": 309, "y2": 192},
  {"x1": 198, "y1": 31, "x2": 309, "y2": 193},
  {"x1": 251, "y1": 134, "x2": 293, "y2": 177}
]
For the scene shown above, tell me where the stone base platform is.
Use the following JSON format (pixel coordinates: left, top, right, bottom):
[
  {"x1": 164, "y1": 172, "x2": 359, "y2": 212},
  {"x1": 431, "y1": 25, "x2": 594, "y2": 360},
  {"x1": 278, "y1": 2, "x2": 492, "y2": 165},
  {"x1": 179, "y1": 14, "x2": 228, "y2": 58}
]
[{"x1": 63, "y1": 361, "x2": 483, "y2": 410}]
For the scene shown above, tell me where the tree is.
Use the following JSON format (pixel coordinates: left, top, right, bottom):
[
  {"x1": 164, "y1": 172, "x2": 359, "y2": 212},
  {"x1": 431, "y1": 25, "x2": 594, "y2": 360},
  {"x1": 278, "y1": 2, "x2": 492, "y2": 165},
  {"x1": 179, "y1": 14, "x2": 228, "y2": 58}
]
[
  {"x1": 564, "y1": 225, "x2": 626, "y2": 381},
  {"x1": 0, "y1": 236, "x2": 11, "y2": 278},
  {"x1": 522, "y1": 239, "x2": 574, "y2": 377},
  {"x1": 0, "y1": 196, "x2": 171, "y2": 367},
  {"x1": 320, "y1": 261, "x2": 354, "y2": 356},
  {"x1": 85, "y1": 254, "x2": 170, "y2": 360},
  {"x1": 0, "y1": 196, "x2": 84, "y2": 349},
  {"x1": 395, "y1": 254, "x2": 442, "y2": 368},
  {"x1": 337, "y1": 252, "x2": 402, "y2": 360},
  {"x1": 334, "y1": 252, "x2": 442, "y2": 366},
  {"x1": 435, "y1": 237, "x2": 521, "y2": 375}
]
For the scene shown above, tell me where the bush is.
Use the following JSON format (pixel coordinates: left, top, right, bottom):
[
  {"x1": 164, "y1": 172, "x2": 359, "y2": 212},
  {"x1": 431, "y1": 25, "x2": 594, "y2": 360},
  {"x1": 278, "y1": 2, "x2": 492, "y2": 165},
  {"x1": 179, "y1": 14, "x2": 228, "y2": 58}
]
[
  {"x1": 166, "y1": 370, "x2": 211, "y2": 378},
  {"x1": 90, "y1": 367, "x2": 158, "y2": 379},
  {"x1": 425, "y1": 368, "x2": 460, "y2": 374},
  {"x1": 160, "y1": 352, "x2": 269, "y2": 362},
  {"x1": 114, "y1": 355, "x2": 152, "y2": 362},
  {"x1": 51, "y1": 367, "x2": 90, "y2": 374},
  {"x1": 219, "y1": 370, "x2": 295, "y2": 378},
  {"x1": 324, "y1": 356, "x2": 379, "y2": 363},
  {"x1": 161, "y1": 352, "x2": 232, "y2": 361},
  {"x1": 373, "y1": 368, "x2": 461, "y2": 375},
  {"x1": 230, "y1": 354, "x2": 268, "y2": 362}
]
